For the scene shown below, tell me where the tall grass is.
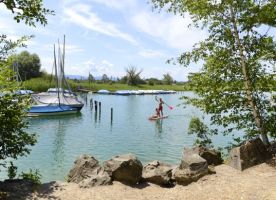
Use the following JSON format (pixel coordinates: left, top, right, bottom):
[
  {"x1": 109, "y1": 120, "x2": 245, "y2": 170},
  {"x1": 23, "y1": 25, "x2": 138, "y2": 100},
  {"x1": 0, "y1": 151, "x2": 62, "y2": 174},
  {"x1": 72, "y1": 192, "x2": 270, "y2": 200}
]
[
  {"x1": 23, "y1": 78, "x2": 188, "y2": 92},
  {"x1": 23, "y1": 77, "x2": 55, "y2": 92}
]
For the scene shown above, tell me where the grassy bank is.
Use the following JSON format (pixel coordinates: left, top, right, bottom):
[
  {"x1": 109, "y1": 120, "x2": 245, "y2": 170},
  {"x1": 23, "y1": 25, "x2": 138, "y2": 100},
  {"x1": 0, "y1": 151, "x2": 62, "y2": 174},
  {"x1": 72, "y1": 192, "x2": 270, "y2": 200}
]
[{"x1": 23, "y1": 77, "x2": 190, "y2": 92}]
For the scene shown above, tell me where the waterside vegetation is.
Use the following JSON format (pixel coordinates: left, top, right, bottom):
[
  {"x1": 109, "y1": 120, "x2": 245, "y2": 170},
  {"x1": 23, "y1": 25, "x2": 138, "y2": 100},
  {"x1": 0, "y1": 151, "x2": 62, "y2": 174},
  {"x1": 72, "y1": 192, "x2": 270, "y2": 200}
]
[{"x1": 23, "y1": 76, "x2": 189, "y2": 92}]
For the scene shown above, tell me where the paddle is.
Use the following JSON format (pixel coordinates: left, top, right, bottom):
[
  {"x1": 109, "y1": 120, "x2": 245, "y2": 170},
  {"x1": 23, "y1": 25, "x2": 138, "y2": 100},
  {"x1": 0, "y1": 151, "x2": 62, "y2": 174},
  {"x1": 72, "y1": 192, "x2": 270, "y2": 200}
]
[
  {"x1": 164, "y1": 102, "x2": 174, "y2": 110},
  {"x1": 155, "y1": 96, "x2": 173, "y2": 110}
]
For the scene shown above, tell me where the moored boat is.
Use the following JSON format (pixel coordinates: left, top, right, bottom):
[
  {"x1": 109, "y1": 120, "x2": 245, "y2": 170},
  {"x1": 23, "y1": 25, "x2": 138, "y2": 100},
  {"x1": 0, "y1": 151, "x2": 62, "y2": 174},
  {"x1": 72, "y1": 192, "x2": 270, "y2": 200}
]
[
  {"x1": 28, "y1": 36, "x2": 83, "y2": 116},
  {"x1": 97, "y1": 89, "x2": 111, "y2": 94},
  {"x1": 29, "y1": 36, "x2": 84, "y2": 113},
  {"x1": 28, "y1": 105, "x2": 78, "y2": 116}
]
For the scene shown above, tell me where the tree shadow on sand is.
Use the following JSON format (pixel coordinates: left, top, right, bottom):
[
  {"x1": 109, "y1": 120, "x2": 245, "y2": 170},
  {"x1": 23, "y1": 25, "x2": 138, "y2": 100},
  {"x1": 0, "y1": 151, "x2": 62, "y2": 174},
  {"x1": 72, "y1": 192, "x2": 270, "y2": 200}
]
[{"x1": 0, "y1": 179, "x2": 62, "y2": 200}]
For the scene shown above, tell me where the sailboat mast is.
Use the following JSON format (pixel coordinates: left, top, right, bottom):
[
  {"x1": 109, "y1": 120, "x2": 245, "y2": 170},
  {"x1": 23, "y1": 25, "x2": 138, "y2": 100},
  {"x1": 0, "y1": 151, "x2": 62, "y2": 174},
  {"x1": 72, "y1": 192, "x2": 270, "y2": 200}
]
[
  {"x1": 54, "y1": 44, "x2": 60, "y2": 106},
  {"x1": 61, "y1": 35, "x2": 73, "y2": 94}
]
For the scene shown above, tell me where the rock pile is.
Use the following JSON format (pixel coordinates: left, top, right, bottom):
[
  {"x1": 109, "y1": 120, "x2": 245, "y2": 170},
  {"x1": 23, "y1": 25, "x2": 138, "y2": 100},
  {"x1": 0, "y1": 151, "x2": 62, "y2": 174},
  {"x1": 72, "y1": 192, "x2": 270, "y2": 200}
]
[{"x1": 68, "y1": 147, "x2": 223, "y2": 188}]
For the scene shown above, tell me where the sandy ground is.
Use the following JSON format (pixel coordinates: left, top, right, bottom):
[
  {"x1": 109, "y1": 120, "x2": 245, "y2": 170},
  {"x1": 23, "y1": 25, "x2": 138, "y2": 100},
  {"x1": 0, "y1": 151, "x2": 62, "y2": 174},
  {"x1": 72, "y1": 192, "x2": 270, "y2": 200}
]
[{"x1": 29, "y1": 161, "x2": 276, "y2": 200}]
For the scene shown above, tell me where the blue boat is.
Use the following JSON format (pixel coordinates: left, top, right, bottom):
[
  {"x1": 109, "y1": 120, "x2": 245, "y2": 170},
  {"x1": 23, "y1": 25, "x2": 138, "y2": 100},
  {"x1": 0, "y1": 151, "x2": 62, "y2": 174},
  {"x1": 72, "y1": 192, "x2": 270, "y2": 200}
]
[
  {"x1": 114, "y1": 90, "x2": 131, "y2": 95},
  {"x1": 28, "y1": 105, "x2": 78, "y2": 116},
  {"x1": 28, "y1": 36, "x2": 81, "y2": 116}
]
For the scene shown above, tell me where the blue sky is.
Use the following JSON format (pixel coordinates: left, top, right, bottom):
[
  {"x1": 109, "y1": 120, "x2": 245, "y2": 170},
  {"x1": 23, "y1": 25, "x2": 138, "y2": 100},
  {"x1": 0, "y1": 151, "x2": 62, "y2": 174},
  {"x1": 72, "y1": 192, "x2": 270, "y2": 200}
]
[{"x1": 0, "y1": 0, "x2": 275, "y2": 81}]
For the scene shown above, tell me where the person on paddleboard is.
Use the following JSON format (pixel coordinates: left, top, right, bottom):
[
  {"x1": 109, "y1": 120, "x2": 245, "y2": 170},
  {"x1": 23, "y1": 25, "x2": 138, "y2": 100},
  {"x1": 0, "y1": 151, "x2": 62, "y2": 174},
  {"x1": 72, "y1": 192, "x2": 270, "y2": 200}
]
[
  {"x1": 157, "y1": 97, "x2": 164, "y2": 117},
  {"x1": 149, "y1": 108, "x2": 161, "y2": 119}
]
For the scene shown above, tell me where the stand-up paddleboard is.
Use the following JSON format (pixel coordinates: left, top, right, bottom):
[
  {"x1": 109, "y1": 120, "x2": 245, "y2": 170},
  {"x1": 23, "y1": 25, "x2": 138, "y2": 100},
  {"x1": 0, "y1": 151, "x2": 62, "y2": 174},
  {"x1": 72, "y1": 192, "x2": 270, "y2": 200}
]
[{"x1": 148, "y1": 115, "x2": 169, "y2": 120}]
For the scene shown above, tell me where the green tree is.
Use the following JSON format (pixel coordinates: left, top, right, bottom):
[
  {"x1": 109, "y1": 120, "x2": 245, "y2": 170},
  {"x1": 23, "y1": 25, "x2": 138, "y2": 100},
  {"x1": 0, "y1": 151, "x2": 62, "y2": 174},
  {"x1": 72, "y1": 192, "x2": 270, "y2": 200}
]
[
  {"x1": 88, "y1": 72, "x2": 94, "y2": 84},
  {"x1": 101, "y1": 74, "x2": 109, "y2": 83},
  {"x1": 0, "y1": 0, "x2": 53, "y2": 176},
  {"x1": 151, "y1": 0, "x2": 276, "y2": 145},
  {"x1": 0, "y1": 60, "x2": 36, "y2": 173},
  {"x1": 146, "y1": 78, "x2": 163, "y2": 85},
  {"x1": 10, "y1": 51, "x2": 41, "y2": 80},
  {"x1": 162, "y1": 73, "x2": 173, "y2": 85},
  {"x1": 188, "y1": 117, "x2": 214, "y2": 148},
  {"x1": 119, "y1": 75, "x2": 128, "y2": 84},
  {"x1": 125, "y1": 65, "x2": 143, "y2": 86}
]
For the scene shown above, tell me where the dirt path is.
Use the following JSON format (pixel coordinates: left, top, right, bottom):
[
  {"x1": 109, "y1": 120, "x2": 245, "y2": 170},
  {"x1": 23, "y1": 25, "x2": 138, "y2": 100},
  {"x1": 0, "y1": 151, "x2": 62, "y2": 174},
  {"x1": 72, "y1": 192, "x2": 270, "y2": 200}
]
[{"x1": 30, "y1": 162, "x2": 276, "y2": 200}]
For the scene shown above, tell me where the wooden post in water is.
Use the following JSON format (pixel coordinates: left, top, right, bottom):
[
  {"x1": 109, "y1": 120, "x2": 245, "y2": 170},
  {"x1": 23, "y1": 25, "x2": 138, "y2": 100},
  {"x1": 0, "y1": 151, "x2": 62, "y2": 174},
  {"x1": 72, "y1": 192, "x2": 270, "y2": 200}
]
[
  {"x1": 94, "y1": 100, "x2": 98, "y2": 111},
  {"x1": 99, "y1": 102, "x2": 101, "y2": 121},
  {"x1": 99, "y1": 102, "x2": 101, "y2": 112},
  {"x1": 111, "y1": 108, "x2": 113, "y2": 123},
  {"x1": 94, "y1": 108, "x2": 97, "y2": 123},
  {"x1": 90, "y1": 98, "x2": 93, "y2": 109}
]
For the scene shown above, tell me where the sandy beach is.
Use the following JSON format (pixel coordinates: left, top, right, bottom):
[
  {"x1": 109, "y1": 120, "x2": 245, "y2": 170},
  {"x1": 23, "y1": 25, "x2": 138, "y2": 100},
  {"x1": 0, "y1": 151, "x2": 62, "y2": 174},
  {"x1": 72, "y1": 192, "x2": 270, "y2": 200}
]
[{"x1": 27, "y1": 160, "x2": 276, "y2": 200}]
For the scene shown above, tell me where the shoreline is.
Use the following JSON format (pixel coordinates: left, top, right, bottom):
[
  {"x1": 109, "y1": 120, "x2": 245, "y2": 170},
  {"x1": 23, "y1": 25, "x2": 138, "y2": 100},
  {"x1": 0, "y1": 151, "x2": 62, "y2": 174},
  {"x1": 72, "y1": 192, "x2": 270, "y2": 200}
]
[{"x1": 1, "y1": 161, "x2": 276, "y2": 200}]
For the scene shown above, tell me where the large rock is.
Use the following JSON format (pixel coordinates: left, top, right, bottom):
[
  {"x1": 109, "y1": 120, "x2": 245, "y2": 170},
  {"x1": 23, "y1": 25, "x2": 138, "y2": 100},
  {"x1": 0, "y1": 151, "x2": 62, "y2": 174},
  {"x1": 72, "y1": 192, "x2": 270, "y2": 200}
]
[
  {"x1": 142, "y1": 160, "x2": 173, "y2": 186},
  {"x1": 267, "y1": 141, "x2": 276, "y2": 155},
  {"x1": 228, "y1": 138, "x2": 272, "y2": 171},
  {"x1": 67, "y1": 155, "x2": 111, "y2": 187},
  {"x1": 174, "y1": 147, "x2": 209, "y2": 185},
  {"x1": 174, "y1": 166, "x2": 209, "y2": 185},
  {"x1": 79, "y1": 168, "x2": 112, "y2": 188},
  {"x1": 191, "y1": 146, "x2": 223, "y2": 166},
  {"x1": 180, "y1": 148, "x2": 208, "y2": 170},
  {"x1": 103, "y1": 154, "x2": 143, "y2": 185}
]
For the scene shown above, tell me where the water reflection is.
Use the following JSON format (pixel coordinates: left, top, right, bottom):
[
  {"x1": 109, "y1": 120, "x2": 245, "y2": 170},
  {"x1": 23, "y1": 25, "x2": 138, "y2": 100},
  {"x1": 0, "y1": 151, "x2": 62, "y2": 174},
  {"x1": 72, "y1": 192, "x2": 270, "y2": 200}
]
[
  {"x1": 94, "y1": 109, "x2": 98, "y2": 123},
  {"x1": 52, "y1": 120, "x2": 65, "y2": 168},
  {"x1": 155, "y1": 119, "x2": 163, "y2": 136}
]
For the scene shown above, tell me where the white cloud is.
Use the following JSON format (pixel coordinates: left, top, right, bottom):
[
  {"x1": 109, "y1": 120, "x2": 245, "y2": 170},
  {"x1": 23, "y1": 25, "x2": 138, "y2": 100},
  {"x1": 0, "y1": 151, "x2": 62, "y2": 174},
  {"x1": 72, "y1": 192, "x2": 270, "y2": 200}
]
[
  {"x1": 101, "y1": 60, "x2": 114, "y2": 67},
  {"x1": 65, "y1": 44, "x2": 84, "y2": 54},
  {"x1": 64, "y1": 59, "x2": 124, "y2": 78},
  {"x1": 0, "y1": 18, "x2": 16, "y2": 34},
  {"x1": 86, "y1": 0, "x2": 137, "y2": 10},
  {"x1": 63, "y1": 4, "x2": 138, "y2": 45},
  {"x1": 141, "y1": 65, "x2": 198, "y2": 81},
  {"x1": 138, "y1": 49, "x2": 166, "y2": 58},
  {"x1": 132, "y1": 11, "x2": 207, "y2": 50},
  {"x1": 40, "y1": 56, "x2": 55, "y2": 73}
]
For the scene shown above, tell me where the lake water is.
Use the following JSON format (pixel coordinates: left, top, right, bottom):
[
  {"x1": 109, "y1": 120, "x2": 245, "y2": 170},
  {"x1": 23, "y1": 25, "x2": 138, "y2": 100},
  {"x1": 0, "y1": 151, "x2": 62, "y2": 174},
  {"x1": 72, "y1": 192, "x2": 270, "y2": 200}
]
[{"x1": 4, "y1": 92, "x2": 234, "y2": 182}]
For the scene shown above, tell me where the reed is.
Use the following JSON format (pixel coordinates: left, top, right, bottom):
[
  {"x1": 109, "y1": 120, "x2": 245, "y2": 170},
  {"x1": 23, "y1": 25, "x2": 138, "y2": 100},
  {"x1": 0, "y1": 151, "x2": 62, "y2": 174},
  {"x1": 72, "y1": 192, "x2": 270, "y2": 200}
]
[{"x1": 23, "y1": 78, "x2": 189, "y2": 92}]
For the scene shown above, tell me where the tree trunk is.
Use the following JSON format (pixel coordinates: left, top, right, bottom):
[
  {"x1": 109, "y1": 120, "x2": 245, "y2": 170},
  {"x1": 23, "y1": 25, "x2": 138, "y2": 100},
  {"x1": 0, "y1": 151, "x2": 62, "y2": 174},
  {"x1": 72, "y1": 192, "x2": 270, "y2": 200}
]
[{"x1": 229, "y1": 7, "x2": 269, "y2": 145}]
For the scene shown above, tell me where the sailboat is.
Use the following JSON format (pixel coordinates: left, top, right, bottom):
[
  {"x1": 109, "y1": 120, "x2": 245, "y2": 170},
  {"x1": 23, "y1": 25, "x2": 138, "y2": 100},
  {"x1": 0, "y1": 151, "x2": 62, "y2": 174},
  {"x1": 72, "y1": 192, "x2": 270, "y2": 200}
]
[{"x1": 28, "y1": 37, "x2": 82, "y2": 116}]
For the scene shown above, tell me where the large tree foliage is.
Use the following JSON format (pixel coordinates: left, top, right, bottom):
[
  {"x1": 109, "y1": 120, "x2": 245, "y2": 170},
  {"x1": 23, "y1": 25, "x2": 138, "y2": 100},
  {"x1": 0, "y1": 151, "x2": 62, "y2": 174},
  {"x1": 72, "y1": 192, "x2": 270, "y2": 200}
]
[
  {"x1": 151, "y1": 0, "x2": 276, "y2": 145},
  {"x1": 0, "y1": 35, "x2": 31, "y2": 61},
  {"x1": 0, "y1": 0, "x2": 53, "y2": 174},
  {"x1": 0, "y1": 0, "x2": 54, "y2": 26},
  {"x1": 0, "y1": 61, "x2": 36, "y2": 162},
  {"x1": 0, "y1": 60, "x2": 36, "y2": 172},
  {"x1": 9, "y1": 51, "x2": 42, "y2": 81}
]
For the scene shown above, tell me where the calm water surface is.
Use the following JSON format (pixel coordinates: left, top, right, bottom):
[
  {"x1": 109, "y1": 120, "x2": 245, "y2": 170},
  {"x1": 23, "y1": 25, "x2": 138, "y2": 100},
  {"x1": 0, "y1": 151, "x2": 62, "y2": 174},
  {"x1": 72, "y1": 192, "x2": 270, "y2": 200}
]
[{"x1": 6, "y1": 92, "x2": 234, "y2": 182}]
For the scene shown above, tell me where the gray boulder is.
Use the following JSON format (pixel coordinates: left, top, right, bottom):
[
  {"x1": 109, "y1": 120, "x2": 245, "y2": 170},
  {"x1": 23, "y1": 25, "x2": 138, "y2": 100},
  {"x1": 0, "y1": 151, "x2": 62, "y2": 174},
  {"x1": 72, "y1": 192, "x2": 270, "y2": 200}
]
[
  {"x1": 67, "y1": 155, "x2": 112, "y2": 187},
  {"x1": 174, "y1": 166, "x2": 209, "y2": 185},
  {"x1": 174, "y1": 147, "x2": 209, "y2": 185},
  {"x1": 103, "y1": 154, "x2": 143, "y2": 185},
  {"x1": 142, "y1": 160, "x2": 173, "y2": 186},
  {"x1": 79, "y1": 168, "x2": 112, "y2": 188},
  {"x1": 228, "y1": 138, "x2": 272, "y2": 171},
  {"x1": 190, "y1": 146, "x2": 223, "y2": 166},
  {"x1": 180, "y1": 148, "x2": 208, "y2": 170}
]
